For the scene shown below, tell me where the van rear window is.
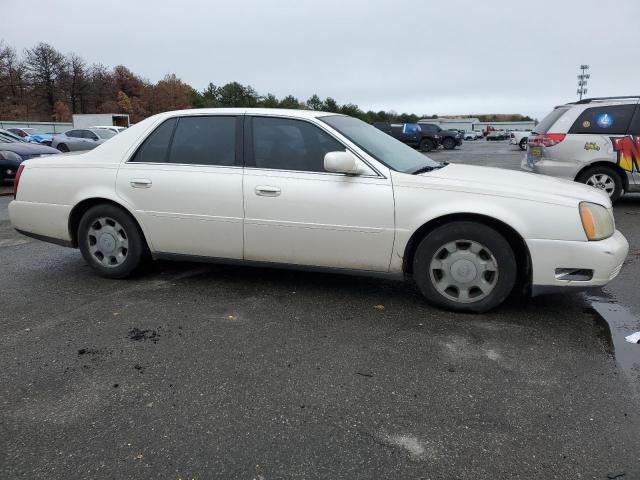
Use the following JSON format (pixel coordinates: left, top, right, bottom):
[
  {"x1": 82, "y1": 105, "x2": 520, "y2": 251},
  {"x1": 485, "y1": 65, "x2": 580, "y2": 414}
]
[{"x1": 533, "y1": 107, "x2": 569, "y2": 134}]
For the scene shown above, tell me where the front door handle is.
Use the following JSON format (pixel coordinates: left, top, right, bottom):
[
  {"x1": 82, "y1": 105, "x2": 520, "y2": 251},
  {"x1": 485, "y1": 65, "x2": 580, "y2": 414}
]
[
  {"x1": 255, "y1": 185, "x2": 281, "y2": 197},
  {"x1": 130, "y1": 178, "x2": 152, "y2": 188}
]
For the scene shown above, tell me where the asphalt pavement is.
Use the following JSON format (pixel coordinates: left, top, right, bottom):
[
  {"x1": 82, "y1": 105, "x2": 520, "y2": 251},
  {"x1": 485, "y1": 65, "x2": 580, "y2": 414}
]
[{"x1": 1, "y1": 140, "x2": 639, "y2": 480}]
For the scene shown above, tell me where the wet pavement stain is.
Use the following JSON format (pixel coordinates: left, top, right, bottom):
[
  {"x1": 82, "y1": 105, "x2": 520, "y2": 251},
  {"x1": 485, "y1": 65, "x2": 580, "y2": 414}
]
[
  {"x1": 588, "y1": 295, "x2": 640, "y2": 396},
  {"x1": 127, "y1": 328, "x2": 160, "y2": 343}
]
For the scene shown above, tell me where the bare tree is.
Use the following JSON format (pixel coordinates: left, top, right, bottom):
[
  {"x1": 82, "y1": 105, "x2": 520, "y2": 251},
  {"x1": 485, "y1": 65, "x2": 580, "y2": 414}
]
[{"x1": 24, "y1": 42, "x2": 66, "y2": 116}]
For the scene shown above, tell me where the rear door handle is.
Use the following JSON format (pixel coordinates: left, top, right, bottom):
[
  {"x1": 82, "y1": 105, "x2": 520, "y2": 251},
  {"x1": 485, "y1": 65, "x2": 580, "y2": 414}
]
[
  {"x1": 255, "y1": 185, "x2": 281, "y2": 197},
  {"x1": 130, "y1": 178, "x2": 152, "y2": 188}
]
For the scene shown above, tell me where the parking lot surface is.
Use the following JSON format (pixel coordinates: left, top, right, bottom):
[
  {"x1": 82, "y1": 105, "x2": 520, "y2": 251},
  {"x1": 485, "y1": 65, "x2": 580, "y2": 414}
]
[{"x1": 1, "y1": 140, "x2": 639, "y2": 479}]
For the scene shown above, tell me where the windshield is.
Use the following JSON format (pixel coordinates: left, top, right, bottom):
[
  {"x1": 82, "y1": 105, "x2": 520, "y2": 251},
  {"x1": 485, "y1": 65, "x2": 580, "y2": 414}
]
[
  {"x1": 320, "y1": 115, "x2": 440, "y2": 173},
  {"x1": 93, "y1": 129, "x2": 116, "y2": 139}
]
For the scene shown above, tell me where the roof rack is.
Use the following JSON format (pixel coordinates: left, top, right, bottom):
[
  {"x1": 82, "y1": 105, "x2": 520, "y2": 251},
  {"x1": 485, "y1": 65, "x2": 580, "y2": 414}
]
[{"x1": 569, "y1": 95, "x2": 640, "y2": 105}]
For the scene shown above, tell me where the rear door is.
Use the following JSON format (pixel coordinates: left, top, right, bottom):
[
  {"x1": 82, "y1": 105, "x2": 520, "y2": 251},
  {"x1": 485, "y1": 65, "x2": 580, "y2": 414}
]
[
  {"x1": 566, "y1": 103, "x2": 637, "y2": 186},
  {"x1": 116, "y1": 114, "x2": 245, "y2": 258}
]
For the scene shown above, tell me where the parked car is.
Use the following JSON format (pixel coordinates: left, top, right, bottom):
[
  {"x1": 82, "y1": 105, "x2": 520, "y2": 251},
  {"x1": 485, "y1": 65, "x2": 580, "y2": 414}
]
[
  {"x1": 90, "y1": 125, "x2": 126, "y2": 134},
  {"x1": 522, "y1": 96, "x2": 640, "y2": 202},
  {"x1": 0, "y1": 133, "x2": 59, "y2": 184},
  {"x1": 7, "y1": 127, "x2": 54, "y2": 146},
  {"x1": 51, "y1": 128, "x2": 116, "y2": 152},
  {"x1": 373, "y1": 122, "x2": 439, "y2": 152},
  {"x1": 9, "y1": 109, "x2": 628, "y2": 313},
  {"x1": 510, "y1": 130, "x2": 532, "y2": 150},
  {"x1": 464, "y1": 131, "x2": 481, "y2": 140},
  {"x1": 418, "y1": 123, "x2": 462, "y2": 149},
  {"x1": 486, "y1": 130, "x2": 508, "y2": 141}
]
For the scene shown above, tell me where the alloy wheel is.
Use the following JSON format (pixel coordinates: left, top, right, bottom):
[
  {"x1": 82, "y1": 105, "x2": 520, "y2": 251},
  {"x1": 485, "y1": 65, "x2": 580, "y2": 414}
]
[{"x1": 586, "y1": 173, "x2": 615, "y2": 196}]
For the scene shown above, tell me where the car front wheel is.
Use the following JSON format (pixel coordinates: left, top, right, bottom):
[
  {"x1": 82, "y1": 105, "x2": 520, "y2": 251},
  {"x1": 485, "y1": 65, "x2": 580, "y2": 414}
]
[
  {"x1": 57, "y1": 143, "x2": 69, "y2": 152},
  {"x1": 413, "y1": 221, "x2": 517, "y2": 313},
  {"x1": 576, "y1": 165, "x2": 623, "y2": 202},
  {"x1": 78, "y1": 204, "x2": 147, "y2": 279},
  {"x1": 519, "y1": 138, "x2": 527, "y2": 150}
]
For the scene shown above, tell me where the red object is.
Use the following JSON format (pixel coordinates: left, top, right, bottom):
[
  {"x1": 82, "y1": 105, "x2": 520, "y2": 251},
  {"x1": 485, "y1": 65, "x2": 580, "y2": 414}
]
[
  {"x1": 13, "y1": 164, "x2": 24, "y2": 199},
  {"x1": 530, "y1": 133, "x2": 566, "y2": 148}
]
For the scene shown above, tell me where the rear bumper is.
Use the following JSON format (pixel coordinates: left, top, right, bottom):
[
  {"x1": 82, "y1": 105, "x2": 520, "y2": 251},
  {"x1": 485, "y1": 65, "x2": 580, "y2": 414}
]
[
  {"x1": 8, "y1": 200, "x2": 72, "y2": 244},
  {"x1": 520, "y1": 156, "x2": 582, "y2": 180},
  {"x1": 527, "y1": 230, "x2": 628, "y2": 294}
]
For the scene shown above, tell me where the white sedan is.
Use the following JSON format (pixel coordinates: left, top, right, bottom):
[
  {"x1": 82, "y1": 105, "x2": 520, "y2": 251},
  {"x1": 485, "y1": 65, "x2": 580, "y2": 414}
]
[{"x1": 9, "y1": 108, "x2": 628, "y2": 312}]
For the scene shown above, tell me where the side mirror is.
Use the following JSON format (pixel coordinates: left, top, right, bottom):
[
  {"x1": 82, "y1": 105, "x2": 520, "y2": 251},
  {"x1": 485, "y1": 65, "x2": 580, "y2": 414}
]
[{"x1": 324, "y1": 151, "x2": 358, "y2": 174}]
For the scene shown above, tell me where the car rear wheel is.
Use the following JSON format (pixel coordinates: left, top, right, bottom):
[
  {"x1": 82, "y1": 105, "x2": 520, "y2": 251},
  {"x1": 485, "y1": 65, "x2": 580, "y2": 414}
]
[
  {"x1": 576, "y1": 165, "x2": 623, "y2": 202},
  {"x1": 57, "y1": 143, "x2": 69, "y2": 152},
  {"x1": 519, "y1": 138, "x2": 527, "y2": 150},
  {"x1": 442, "y1": 137, "x2": 456, "y2": 150},
  {"x1": 78, "y1": 204, "x2": 147, "y2": 279},
  {"x1": 419, "y1": 138, "x2": 434, "y2": 152},
  {"x1": 413, "y1": 221, "x2": 517, "y2": 313}
]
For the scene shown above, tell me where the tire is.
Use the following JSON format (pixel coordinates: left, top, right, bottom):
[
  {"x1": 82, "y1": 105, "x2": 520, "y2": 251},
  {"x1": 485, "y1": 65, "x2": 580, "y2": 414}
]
[
  {"x1": 576, "y1": 165, "x2": 623, "y2": 203},
  {"x1": 78, "y1": 204, "x2": 147, "y2": 279},
  {"x1": 442, "y1": 137, "x2": 456, "y2": 150},
  {"x1": 412, "y1": 221, "x2": 517, "y2": 313},
  {"x1": 419, "y1": 138, "x2": 434, "y2": 152},
  {"x1": 519, "y1": 138, "x2": 527, "y2": 150},
  {"x1": 57, "y1": 143, "x2": 69, "y2": 152}
]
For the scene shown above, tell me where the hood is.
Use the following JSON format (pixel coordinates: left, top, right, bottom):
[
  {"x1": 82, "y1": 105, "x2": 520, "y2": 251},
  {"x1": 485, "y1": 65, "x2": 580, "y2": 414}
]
[
  {"x1": 0, "y1": 141, "x2": 60, "y2": 158},
  {"x1": 409, "y1": 163, "x2": 610, "y2": 207}
]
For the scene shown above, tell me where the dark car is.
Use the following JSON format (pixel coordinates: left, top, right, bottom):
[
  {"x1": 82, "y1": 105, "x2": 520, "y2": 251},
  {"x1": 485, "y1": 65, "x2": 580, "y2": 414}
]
[
  {"x1": 0, "y1": 129, "x2": 59, "y2": 184},
  {"x1": 417, "y1": 123, "x2": 462, "y2": 150},
  {"x1": 372, "y1": 122, "x2": 439, "y2": 152}
]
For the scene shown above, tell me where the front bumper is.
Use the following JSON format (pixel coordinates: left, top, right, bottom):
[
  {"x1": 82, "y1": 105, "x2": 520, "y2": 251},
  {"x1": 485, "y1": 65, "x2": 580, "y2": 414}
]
[
  {"x1": 520, "y1": 156, "x2": 581, "y2": 180},
  {"x1": 527, "y1": 230, "x2": 628, "y2": 295}
]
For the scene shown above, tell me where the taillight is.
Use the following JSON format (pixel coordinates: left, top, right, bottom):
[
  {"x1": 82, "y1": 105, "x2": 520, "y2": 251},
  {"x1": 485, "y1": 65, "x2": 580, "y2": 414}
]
[
  {"x1": 530, "y1": 133, "x2": 566, "y2": 147},
  {"x1": 13, "y1": 164, "x2": 24, "y2": 199}
]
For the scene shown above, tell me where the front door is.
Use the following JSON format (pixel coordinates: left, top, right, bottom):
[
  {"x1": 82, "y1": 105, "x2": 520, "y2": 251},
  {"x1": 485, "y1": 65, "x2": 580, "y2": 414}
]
[
  {"x1": 242, "y1": 115, "x2": 395, "y2": 271},
  {"x1": 116, "y1": 115, "x2": 244, "y2": 259}
]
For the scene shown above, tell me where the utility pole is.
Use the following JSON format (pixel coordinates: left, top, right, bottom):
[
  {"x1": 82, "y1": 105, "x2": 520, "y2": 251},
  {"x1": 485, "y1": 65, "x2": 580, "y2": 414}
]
[{"x1": 577, "y1": 65, "x2": 590, "y2": 100}]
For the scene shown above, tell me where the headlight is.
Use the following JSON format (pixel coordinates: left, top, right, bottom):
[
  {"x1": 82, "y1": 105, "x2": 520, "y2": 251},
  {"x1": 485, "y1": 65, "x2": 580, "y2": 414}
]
[
  {"x1": 579, "y1": 202, "x2": 614, "y2": 240},
  {"x1": 0, "y1": 150, "x2": 23, "y2": 163}
]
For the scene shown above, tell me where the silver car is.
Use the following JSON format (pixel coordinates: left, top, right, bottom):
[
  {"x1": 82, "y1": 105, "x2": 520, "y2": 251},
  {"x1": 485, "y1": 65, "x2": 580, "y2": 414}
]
[
  {"x1": 522, "y1": 96, "x2": 640, "y2": 202},
  {"x1": 51, "y1": 128, "x2": 116, "y2": 153}
]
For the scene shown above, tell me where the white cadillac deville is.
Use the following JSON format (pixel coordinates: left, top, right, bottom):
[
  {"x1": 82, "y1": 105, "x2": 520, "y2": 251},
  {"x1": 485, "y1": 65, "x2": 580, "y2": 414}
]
[{"x1": 9, "y1": 109, "x2": 629, "y2": 312}]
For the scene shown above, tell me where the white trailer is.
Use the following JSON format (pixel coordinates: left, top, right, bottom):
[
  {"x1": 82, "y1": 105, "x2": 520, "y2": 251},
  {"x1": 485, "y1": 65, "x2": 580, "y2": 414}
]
[{"x1": 72, "y1": 114, "x2": 130, "y2": 129}]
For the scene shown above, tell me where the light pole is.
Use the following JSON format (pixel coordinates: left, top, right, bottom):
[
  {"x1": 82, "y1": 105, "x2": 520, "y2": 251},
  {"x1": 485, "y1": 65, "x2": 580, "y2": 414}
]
[{"x1": 577, "y1": 65, "x2": 590, "y2": 100}]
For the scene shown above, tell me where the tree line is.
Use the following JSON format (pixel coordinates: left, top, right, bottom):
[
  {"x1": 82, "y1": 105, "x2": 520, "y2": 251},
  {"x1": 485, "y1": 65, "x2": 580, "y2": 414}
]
[{"x1": 0, "y1": 41, "x2": 533, "y2": 125}]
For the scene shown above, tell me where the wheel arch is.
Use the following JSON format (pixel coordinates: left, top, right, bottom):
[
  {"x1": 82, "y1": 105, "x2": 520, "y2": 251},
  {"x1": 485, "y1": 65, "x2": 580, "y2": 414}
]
[
  {"x1": 402, "y1": 213, "x2": 531, "y2": 288},
  {"x1": 68, "y1": 197, "x2": 151, "y2": 250},
  {"x1": 574, "y1": 161, "x2": 629, "y2": 192}
]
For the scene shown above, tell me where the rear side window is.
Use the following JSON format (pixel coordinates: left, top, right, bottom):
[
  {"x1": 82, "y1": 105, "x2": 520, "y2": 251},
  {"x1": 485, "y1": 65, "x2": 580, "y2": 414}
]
[
  {"x1": 568, "y1": 105, "x2": 636, "y2": 135},
  {"x1": 131, "y1": 118, "x2": 176, "y2": 163},
  {"x1": 251, "y1": 117, "x2": 345, "y2": 172},
  {"x1": 168, "y1": 116, "x2": 236, "y2": 166},
  {"x1": 534, "y1": 107, "x2": 569, "y2": 134}
]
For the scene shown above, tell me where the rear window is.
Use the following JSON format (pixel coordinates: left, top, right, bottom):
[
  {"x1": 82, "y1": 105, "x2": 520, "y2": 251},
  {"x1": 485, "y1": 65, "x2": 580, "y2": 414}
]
[
  {"x1": 533, "y1": 107, "x2": 569, "y2": 134},
  {"x1": 568, "y1": 104, "x2": 636, "y2": 135}
]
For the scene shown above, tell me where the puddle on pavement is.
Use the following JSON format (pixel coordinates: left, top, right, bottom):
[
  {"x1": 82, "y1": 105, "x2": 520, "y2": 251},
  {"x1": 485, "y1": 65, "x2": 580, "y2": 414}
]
[{"x1": 587, "y1": 294, "x2": 640, "y2": 396}]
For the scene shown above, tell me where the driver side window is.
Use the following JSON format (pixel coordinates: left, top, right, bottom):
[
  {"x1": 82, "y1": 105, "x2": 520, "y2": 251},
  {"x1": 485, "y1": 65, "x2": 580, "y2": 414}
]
[{"x1": 251, "y1": 117, "x2": 345, "y2": 172}]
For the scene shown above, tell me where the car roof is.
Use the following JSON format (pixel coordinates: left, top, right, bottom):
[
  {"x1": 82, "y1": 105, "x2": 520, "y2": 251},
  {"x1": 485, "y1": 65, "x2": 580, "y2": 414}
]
[{"x1": 153, "y1": 107, "x2": 343, "y2": 120}]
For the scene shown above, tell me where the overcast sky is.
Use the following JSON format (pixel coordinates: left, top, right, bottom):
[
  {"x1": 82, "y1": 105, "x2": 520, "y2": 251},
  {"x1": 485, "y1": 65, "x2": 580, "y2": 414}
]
[{"x1": 3, "y1": 0, "x2": 639, "y2": 120}]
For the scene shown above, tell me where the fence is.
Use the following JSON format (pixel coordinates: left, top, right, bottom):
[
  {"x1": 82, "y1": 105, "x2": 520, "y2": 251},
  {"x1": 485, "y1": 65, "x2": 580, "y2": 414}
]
[{"x1": 0, "y1": 121, "x2": 72, "y2": 134}]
